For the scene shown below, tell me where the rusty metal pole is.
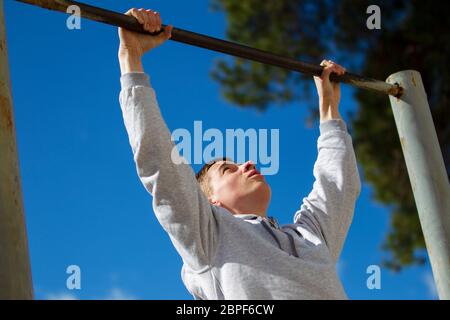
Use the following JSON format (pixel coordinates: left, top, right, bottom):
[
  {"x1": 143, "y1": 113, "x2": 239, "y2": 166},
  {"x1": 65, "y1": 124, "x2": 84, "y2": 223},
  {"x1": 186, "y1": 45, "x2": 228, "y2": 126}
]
[
  {"x1": 0, "y1": 0, "x2": 34, "y2": 299},
  {"x1": 15, "y1": 0, "x2": 402, "y2": 97},
  {"x1": 387, "y1": 71, "x2": 450, "y2": 300}
]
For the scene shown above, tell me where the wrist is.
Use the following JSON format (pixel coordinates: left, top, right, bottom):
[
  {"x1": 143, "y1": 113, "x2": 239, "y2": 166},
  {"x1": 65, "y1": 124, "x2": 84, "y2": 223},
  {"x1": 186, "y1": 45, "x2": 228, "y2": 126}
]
[
  {"x1": 118, "y1": 49, "x2": 144, "y2": 74},
  {"x1": 118, "y1": 45, "x2": 143, "y2": 58},
  {"x1": 320, "y1": 108, "x2": 341, "y2": 123},
  {"x1": 319, "y1": 98, "x2": 341, "y2": 123}
]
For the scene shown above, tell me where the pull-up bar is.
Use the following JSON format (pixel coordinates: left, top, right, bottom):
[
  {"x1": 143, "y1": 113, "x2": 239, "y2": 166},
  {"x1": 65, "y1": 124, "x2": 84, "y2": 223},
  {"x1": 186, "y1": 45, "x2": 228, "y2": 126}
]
[{"x1": 16, "y1": 0, "x2": 403, "y2": 97}]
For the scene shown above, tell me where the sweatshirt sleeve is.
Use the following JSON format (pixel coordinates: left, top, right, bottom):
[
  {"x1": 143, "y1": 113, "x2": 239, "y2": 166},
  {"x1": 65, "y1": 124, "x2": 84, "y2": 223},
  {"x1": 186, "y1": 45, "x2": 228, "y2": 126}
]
[
  {"x1": 293, "y1": 119, "x2": 361, "y2": 262},
  {"x1": 119, "y1": 72, "x2": 218, "y2": 272}
]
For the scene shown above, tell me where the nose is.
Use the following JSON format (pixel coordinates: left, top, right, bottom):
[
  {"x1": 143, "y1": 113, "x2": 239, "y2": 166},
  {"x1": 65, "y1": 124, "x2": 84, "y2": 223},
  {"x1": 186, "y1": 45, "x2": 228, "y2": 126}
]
[{"x1": 240, "y1": 160, "x2": 256, "y2": 173}]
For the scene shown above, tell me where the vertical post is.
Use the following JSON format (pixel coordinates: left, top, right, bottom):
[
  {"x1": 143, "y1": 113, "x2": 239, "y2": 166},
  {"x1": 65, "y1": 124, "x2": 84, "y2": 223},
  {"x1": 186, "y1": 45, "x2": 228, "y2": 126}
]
[
  {"x1": 0, "y1": 0, "x2": 34, "y2": 299},
  {"x1": 387, "y1": 70, "x2": 450, "y2": 300}
]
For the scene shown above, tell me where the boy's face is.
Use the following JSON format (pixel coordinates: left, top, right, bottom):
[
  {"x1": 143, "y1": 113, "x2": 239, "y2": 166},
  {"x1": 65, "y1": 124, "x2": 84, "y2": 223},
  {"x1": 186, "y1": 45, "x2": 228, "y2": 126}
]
[{"x1": 207, "y1": 160, "x2": 271, "y2": 213}]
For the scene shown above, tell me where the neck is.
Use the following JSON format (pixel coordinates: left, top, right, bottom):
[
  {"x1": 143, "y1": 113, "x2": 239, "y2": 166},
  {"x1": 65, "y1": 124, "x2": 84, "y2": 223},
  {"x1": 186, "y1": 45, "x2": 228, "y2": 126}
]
[{"x1": 221, "y1": 203, "x2": 268, "y2": 218}]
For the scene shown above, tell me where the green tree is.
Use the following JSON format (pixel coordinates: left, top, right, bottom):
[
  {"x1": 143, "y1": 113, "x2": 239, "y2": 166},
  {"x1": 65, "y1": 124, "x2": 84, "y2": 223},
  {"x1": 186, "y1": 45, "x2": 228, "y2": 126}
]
[{"x1": 210, "y1": 0, "x2": 449, "y2": 270}]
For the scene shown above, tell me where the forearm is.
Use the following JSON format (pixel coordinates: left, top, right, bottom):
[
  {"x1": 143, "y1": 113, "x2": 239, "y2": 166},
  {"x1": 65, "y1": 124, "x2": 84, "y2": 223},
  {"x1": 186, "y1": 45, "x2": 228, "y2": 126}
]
[
  {"x1": 118, "y1": 49, "x2": 144, "y2": 75},
  {"x1": 319, "y1": 98, "x2": 341, "y2": 123}
]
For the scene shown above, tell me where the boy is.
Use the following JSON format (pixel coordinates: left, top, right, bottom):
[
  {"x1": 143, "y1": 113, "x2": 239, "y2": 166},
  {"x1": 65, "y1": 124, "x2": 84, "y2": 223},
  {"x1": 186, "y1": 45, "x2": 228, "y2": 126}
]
[{"x1": 118, "y1": 8, "x2": 361, "y2": 299}]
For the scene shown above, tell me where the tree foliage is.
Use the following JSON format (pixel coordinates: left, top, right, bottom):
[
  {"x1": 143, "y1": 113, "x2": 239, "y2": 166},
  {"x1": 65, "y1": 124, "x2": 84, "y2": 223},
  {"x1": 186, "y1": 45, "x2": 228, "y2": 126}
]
[{"x1": 211, "y1": 0, "x2": 450, "y2": 270}]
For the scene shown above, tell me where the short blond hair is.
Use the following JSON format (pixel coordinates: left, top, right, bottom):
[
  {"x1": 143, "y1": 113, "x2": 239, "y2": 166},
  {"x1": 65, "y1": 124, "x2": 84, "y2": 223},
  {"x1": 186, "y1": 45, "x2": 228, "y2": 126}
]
[{"x1": 196, "y1": 157, "x2": 231, "y2": 198}]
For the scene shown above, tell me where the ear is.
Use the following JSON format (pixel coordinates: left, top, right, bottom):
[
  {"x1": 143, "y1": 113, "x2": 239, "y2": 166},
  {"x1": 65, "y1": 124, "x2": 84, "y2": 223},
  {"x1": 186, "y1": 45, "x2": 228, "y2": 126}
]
[{"x1": 209, "y1": 196, "x2": 221, "y2": 207}]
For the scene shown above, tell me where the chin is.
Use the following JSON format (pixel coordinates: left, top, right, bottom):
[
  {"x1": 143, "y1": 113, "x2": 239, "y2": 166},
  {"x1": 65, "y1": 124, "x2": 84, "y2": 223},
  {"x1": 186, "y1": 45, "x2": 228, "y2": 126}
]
[{"x1": 254, "y1": 181, "x2": 271, "y2": 203}]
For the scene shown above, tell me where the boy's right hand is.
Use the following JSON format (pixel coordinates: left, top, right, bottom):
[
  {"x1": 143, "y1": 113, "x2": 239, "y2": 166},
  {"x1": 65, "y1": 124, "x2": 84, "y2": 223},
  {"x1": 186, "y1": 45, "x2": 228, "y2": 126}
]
[{"x1": 118, "y1": 8, "x2": 173, "y2": 57}]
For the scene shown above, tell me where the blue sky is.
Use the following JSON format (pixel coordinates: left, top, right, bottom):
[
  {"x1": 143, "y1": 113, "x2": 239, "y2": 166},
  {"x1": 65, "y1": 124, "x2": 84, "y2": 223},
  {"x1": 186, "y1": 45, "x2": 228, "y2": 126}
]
[{"x1": 4, "y1": 0, "x2": 437, "y2": 299}]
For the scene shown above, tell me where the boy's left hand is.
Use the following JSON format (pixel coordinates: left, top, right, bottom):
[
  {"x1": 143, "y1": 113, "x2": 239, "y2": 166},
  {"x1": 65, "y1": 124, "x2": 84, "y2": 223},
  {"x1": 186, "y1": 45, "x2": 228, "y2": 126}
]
[{"x1": 313, "y1": 60, "x2": 346, "y2": 122}]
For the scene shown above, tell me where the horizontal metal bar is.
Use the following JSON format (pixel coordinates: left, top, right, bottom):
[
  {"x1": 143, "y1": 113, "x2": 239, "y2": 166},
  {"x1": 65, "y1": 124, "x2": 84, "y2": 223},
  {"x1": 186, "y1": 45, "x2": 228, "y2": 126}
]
[{"x1": 15, "y1": 0, "x2": 402, "y2": 97}]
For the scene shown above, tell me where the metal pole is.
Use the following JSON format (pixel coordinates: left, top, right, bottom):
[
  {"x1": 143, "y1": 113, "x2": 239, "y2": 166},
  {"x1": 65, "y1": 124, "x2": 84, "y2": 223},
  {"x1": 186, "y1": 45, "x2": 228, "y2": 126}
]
[
  {"x1": 0, "y1": 0, "x2": 34, "y2": 299},
  {"x1": 15, "y1": 0, "x2": 402, "y2": 97},
  {"x1": 387, "y1": 71, "x2": 450, "y2": 300}
]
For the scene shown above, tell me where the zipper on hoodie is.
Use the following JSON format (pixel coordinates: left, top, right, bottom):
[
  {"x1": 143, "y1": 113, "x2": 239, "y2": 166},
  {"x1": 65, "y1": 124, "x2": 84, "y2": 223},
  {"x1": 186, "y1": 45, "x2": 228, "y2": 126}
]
[{"x1": 250, "y1": 216, "x2": 300, "y2": 258}]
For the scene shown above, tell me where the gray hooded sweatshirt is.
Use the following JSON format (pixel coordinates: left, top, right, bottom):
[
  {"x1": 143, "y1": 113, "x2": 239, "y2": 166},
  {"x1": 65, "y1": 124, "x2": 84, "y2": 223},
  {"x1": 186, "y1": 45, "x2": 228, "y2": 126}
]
[{"x1": 119, "y1": 72, "x2": 361, "y2": 300}]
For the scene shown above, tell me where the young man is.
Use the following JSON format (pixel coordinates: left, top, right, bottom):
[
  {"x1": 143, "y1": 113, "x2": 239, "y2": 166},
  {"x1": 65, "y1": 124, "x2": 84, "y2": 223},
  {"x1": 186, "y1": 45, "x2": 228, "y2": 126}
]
[{"x1": 118, "y1": 8, "x2": 361, "y2": 299}]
